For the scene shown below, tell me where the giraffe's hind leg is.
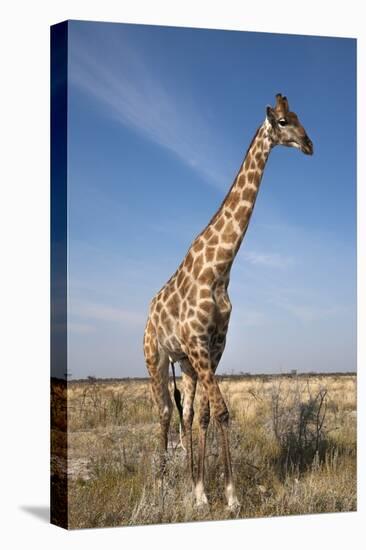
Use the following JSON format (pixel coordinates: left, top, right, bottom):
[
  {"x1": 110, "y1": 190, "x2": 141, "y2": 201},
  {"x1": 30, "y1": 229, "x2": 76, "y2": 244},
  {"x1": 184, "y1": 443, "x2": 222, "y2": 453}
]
[{"x1": 144, "y1": 324, "x2": 172, "y2": 473}]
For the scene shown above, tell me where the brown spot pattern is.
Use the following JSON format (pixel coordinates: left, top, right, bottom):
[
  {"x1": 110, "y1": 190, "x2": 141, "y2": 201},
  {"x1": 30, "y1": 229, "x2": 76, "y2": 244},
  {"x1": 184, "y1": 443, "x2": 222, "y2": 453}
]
[
  {"x1": 167, "y1": 293, "x2": 179, "y2": 317},
  {"x1": 214, "y1": 217, "x2": 224, "y2": 231},
  {"x1": 193, "y1": 238, "x2": 204, "y2": 252},
  {"x1": 237, "y1": 174, "x2": 246, "y2": 188},
  {"x1": 257, "y1": 158, "x2": 265, "y2": 171},
  {"x1": 200, "y1": 300, "x2": 214, "y2": 313},
  {"x1": 226, "y1": 191, "x2": 240, "y2": 210},
  {"x1": 205, "y1": 246, "x2": 215, "y2": 262},
  {"x1": 216, "y1": 247, "x2": 232, "y2": 262},
  {"x1": 199, "y1": 266, "x2": 215, "y2": 284},
  {"x1": 200, "y1": 288, "x2": 211, "y2": 298},
  {"x1": 247, "y1": 170, "x2": 255, "y2": 184},
  {"x1": 242, "y1": 187, "x2": 257, "y2": 202},
  {"x1": 208, "y1": 234, "x2": 219, "y2": 246},
  {"x1": 205, "y1": 227, "x2": 213, "y2": 240},
  {"x1": 192, "y1": 254, "x2": 204, "y2": 278},
  {"x1": 184, "y1": 251, "x2": 194, "y2": 271}
]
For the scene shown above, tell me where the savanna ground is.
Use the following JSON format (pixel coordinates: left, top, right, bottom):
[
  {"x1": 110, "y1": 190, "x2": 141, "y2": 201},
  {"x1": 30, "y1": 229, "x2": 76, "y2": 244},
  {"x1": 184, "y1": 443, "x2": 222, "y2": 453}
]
[{"x1": 51, "y1": 373, "x2": 356, "y2": 529}]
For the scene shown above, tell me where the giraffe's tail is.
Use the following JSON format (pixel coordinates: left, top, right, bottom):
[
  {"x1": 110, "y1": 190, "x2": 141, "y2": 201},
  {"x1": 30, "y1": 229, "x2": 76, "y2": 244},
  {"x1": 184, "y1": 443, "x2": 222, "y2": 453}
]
[
  {"x1": 170, "y1": 362, "x2": 185, "y2": 450},
  {"x1": 171, "y1": 361, "x2": 183, "y2": 424}
]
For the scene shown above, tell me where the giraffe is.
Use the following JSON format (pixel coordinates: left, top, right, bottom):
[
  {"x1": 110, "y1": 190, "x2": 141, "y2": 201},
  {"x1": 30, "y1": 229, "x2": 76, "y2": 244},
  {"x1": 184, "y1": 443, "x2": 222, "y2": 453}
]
[{"x1": 143, "y1": 93, "x2": 313, "y2": 509}]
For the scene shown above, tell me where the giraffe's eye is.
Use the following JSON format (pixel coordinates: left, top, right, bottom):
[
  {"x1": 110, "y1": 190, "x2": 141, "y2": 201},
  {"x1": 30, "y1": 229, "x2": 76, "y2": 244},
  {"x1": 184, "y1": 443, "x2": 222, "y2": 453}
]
[{"x1": 278, "y1": 118, "x2": 288, "y2": 127}]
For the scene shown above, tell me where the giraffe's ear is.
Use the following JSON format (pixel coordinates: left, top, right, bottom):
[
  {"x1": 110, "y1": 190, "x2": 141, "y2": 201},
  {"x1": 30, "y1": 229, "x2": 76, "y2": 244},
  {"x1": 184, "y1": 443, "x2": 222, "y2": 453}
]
[
  {"x1": 274, "y1": 93, "x2": 289, "y2": 114},
  {"x1": 282, "y1": 96, "x2": 289, "y2": 112},
  {"x1": 266, "y1": 106, "x2": 276, "y2": 127}
]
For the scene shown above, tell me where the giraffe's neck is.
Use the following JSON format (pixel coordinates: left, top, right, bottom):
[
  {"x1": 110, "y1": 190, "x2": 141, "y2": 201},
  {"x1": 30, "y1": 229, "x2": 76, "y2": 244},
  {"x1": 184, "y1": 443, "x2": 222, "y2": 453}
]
[{"x1": 200, "y1": 119, "x2": 273, "y2": 271}]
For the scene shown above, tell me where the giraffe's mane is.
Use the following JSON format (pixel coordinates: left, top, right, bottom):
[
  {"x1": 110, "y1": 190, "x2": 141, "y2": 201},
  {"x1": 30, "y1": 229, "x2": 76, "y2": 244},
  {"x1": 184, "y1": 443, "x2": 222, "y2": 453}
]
[{"x1": 198, "y1": 124, "x2": 262, "y2": 234}]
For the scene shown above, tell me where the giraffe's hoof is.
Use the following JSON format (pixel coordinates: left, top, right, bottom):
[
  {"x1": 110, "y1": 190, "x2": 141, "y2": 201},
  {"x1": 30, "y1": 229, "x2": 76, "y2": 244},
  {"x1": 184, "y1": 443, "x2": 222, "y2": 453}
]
[
  {"x1": 195, "y1": 495, "x2": 209, "y2": 508},
  {"x1": 227, "y1": 497, "x2": 241, "y2": 513},
  {"x1": 194, "y1": 481, "x2": 209, "y2": 508},
  {"x1": 225, "y1": 484, "x2": 241, "y2": 512}
]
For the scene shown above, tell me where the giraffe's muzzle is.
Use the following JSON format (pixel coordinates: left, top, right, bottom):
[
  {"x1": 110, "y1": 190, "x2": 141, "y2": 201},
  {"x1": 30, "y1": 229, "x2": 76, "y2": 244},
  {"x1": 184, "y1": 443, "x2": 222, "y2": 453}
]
[{"x1": 302, "y1": 136, "x2": 313, "y2": 155}]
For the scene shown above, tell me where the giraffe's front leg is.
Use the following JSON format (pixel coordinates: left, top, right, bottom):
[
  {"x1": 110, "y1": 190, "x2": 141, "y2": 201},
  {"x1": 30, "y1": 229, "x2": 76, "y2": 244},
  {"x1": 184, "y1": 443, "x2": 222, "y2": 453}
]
[
  {"x1": 196, "y1": 393, "x2": 210, "y2": 506},
  {"x1": 180, "y1": 359, "x2": 197, "y2": 488},
  {"x1": 219, "y1": 421, "x2": 240, "y2": 510},
  {"x1": 188, "y1": 346, "x2": 239, "y2": 509},
  {"x1": 210, "y1": 377, "x2": 239, "y2": 510}
]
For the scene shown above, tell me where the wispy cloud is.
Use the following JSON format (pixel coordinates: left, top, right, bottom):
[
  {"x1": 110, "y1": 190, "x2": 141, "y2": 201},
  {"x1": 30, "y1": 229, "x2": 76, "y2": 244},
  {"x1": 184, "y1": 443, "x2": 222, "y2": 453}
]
[
  {"x1": 69, "y1": 27, "x2": 231, "y2": 189},
  {"x1": 71, "y1": 300, "x2": 146, "y2": 327},
  {"x1": 273, "y1": 300, "x2": 349, "y2": 323},
  {"x1": 242, "y1": 250, "x2": 295, "y2": 269},
  {"x1": 233, "y1": 309, "x2": 269, "y2": 328}
]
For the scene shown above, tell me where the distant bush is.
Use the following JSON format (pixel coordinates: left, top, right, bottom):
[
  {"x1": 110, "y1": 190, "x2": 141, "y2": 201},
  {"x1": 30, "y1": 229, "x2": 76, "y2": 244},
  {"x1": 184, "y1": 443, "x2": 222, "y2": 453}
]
[{"x1": 270, "y1": 380, "x2": 329, "y2": 472}]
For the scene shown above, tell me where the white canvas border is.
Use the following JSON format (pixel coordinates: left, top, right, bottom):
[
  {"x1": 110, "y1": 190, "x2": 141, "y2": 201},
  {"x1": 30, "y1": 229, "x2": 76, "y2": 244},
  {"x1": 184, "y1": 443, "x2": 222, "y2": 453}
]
[{"x1": 0, "y1": 1, "x2": 364, "y2": 548}]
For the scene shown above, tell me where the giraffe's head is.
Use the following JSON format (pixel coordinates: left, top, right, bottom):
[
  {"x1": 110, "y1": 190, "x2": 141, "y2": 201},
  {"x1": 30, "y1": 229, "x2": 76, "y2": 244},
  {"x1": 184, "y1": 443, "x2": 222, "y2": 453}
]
[{"x1": 266, "y1": 94, "x2": 313, "y2": 155}]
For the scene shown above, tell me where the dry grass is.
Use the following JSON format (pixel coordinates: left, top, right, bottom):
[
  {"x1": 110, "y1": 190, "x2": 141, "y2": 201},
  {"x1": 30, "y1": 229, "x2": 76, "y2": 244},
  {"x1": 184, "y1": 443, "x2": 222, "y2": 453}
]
[{"x1": 61, "y1": 374, "x2": 356, "y2": 529}]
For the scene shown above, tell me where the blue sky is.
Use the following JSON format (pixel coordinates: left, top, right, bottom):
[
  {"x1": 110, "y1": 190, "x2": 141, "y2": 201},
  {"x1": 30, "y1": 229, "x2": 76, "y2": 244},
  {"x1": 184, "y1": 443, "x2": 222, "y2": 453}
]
[{"x1": 67, "y1": 20, "x2": 356, "y2": 378}]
